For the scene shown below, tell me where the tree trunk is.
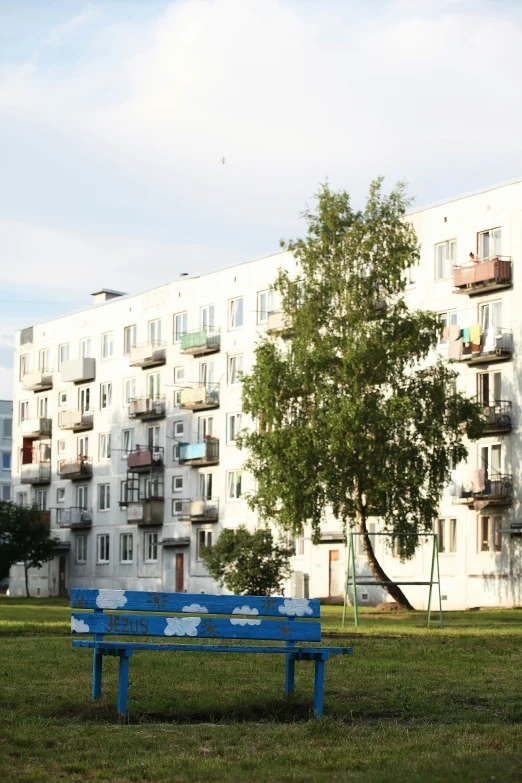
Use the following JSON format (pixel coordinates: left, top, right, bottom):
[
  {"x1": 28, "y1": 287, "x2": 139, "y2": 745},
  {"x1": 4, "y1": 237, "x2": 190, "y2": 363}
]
[
  {"x1": 356, "y1": 510, "x2": 415, "y2": 611},
  {"x1": 24, "y1": 562, "x2": 30, "y2": 598}
]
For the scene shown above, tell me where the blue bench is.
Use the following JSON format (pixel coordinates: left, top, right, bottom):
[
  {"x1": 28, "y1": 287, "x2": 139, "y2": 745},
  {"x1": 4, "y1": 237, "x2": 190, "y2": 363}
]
[{"x1": 71, "y1": 588, "x2": 352, "y2": 718}]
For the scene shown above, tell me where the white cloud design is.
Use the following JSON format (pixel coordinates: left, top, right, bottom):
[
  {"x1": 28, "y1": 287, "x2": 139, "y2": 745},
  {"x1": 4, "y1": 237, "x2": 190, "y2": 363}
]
[
  {"x1": 164, "y1": 617, "x2": 201, "y2": 637},
  {"x1": 278, "y1": 598, "x2": 313, "y2": 617},
  {"x1": 181, "y1": 604, "x2": 209, "y2": 613},
  {"x1": 71, "y1": 617, "x2": 90, "y2": 633},
  {"x1": 96, "y1": 589, "x2": 128, "y2": 609},
  {"x1": 230, "y1": 605, "x2": 261, "y2": 626}
]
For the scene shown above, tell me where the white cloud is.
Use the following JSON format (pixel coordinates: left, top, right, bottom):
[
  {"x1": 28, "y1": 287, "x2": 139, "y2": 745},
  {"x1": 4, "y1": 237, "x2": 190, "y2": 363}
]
[
  {"x1": 71, "y1": 617, "x2": 90, "y2": 633},
  {"x1": 96, "y1": 589, "x2": 128, "y2": 609},
  {"x1": 278, "y1": 598, "x2": 313, "y2": 617},
  {"x1": 164, "y1": 616, "x2": 201, "y2": 636},
  {"x1": 230, "y1": 605, "x2": 261, "y2": 626},
  {"x1": 182, "y1": 603, "x2": 209, "y2": 613}
]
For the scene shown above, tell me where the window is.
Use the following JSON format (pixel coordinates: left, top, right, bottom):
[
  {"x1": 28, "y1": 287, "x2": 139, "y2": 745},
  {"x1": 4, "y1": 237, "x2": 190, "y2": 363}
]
[
  {"x1": 102, "y1": 332, "x2": 114, "y2": 359},
  {"x1": 19, "y1": 354, "x2": 29, "y2": 380},
  {"x1": 478, "y1": 371, "x2": 502, "y2": 406},
  {"x1": 197, "y1": 529, "x2": 212, "y2": 558},
  {"x1": 58, "y1": 391, "x2": 67, "y2": 407},
  {"x1": 148, "y1": 372, "x2": 160, "y2": 398},
  {"x1": 174, "y1": 367, "x2": 185, "y2": 383},
  {"x1": 480, "y1": 301, "x2": 502, "y2": 348},
  {"x1": 439, "y1": 311, "x2": 458, "y2": 344},
  {"x1": 36, "y1": 489, "x2": 48, "y2": 510},
  {"x1": 174, "y1": 421, "x2": 184, "y2": 439},
  {"x1": 76, "y1": 535, "x2": 87, "y2": 564},
  {"x1": 80, "y1": 338, "x2": 91, "y2": 358},
  {"x1": 124, "y1": 378, "x2": 136, "y2": 404},
  {"x1": 79, "y1": 387, "x2": 90, "y2": 411},
  {"x1": 228, "y1": 354, "x2": 243, "y2": 385},
  {"x1": 173, "y1": 443, "x2": 180, "y2": 461},
  {"x1": 120, "y1": 533, "x2": 133, "y2": 563},
  {"x1": 201, "y1": 304, "x2": 215, "y2": 334},
  {"x1": 147, "y1": 425, "x2": 160, "y2": 448},
  {"x1": 227, "y1": 470, "x2": 242, "y2": 500},
  {"x1": 479, "y1": 516, "x2": 502, "y2": 552},
  {"x1": 78, "y1": 436, "x2": 89, "y2": 456},
  {"x1": 172, "y1": 498, "x2": 184, "y2": 515},
  {"x1": 3, "y1": 419, "x2": 12, "y2": 438},
  {"x1": 97, "y1": 534, "x2": 110, "y2": 563},
  {"x1": 172, "y1": 476, "x2": 183, "y2": 493},
  {"x1": 434, "y1": 240, "x2": 456, "y2": 281},
  {"x1": 478, "y1": 228, "x2": 502, "y2": 260},
  {"x1": 58, "y1": 343, "x2": 70, "y2": 369},
  {"x1": 124, "y1": 325, "x2": 137, "y2": 355},
  {"x1": 58, "y1": 439, "x2": 66, "y2": 454},
  {"x1": 100, "y1": 382, "x2": 112, "y2": 409},
  {"x1": 480, "y1": 443, "x2": 502, "y2": 481},
  {"x1": 2, "y1": 485, "x2": 11, "y2": 501},
  {"x1": 436, "y1": 518, "x2": 457, "y2": 554},
  {"x1": 145, "y1": 532, "x2": 158, "y2": 562},
  {"x1": 2, "y1": 453, "x2": 11, "y2": 470},
  {"x1": 229, "y1": 297, "x2": 244, "y2": 329},
  {"x1": 174, "y1": 389, "x2": 182, "y2": 407},
  {"x1": 120, "y1": 480, "x2": 130, "y2": 504},
  {"x1": 199, "y1": 360, "x2": 215, "y2": 386},
  {"x1": 257, "y1": 290, "x2": 274, "y2": 323},
  {"x1": 174, "y1": 312, "x2": 188, "y2": 342},
  {"x1": 19, "y1": 400, "x2": 29, "y2": 423},
  {"x1": 406, "y1": 263, "x2": 417, "y2": 286},
  {"x1": 149, "y1": 318, "x2": 162, "y2": 343},
  {"x1": 99, "y1": 433, "x2": 111, "y2": 460},
  {"x1": 99, "y1": 483, "x2": 111, "y2": 511},
  {"x1": 227, "y1": 413, "x2": 242, "y2": 444},
  {"x1": 294, "y1": 535, "x2": 305, "y2": 557},
  {"x1": 17, "y1": 492, "x2": 28, "y2": 506},
  {"x1": 37, "y1": 396, "x2": 48, "y2": 417},
  {"x1": 123, "y1": 429, "x2": 135, "y2": 454},
  {"x1": 39, "y1": 348, "x2": 50, "y2": 370},
  {"x1": 200, "y1": 472, "x2": 212, "y2": 499},
  {"x1": 198, "y1": 416, "x2": 213, "y2": 439},
  {"x1": 77, "y1": 485, "x2": 88, "y2": 509},
  {"x1": 57, "y1": 488, "x2": 65, "y2": 504}
]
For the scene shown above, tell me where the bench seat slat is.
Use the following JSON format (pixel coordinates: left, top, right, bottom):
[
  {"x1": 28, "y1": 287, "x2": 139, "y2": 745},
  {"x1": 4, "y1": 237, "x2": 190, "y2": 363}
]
[
  {"x1": 71, "y1": 589, "x2": 320, "y2": 618},
  {"x1": 71, "y1": 612, "x2": 321, "y2": 642},
  {"x1": 73, "y1": 640, "x2": 353, "y2": 655}
]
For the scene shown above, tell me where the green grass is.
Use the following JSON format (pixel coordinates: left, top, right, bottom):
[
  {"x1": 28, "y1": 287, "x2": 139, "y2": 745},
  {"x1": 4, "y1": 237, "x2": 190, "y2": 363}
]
[{"x1": 2, "y1": 598, "x2": 522, "y2": 781}]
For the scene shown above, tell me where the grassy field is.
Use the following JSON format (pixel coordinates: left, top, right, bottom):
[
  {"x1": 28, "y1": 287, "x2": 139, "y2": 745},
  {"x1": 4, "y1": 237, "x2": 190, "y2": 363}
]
[{"x1": 1, "y1": 599, "x2": 522, "y2": 782}]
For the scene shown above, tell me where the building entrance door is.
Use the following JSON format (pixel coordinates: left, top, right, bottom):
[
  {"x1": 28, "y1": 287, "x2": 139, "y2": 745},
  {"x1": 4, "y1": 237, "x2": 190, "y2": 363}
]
[
  {"x1": 59, "y1": 556, "x2": 67, "y2": 597},
  {"x1": 329, "y1": 550, "x2": 340, "y2": 597},
  {"x1": 163, "y1": 551, "x2": 185, "y2": 592},
  {"x1": 176, "y1": 553, "x2": 184, "y2": 593}
]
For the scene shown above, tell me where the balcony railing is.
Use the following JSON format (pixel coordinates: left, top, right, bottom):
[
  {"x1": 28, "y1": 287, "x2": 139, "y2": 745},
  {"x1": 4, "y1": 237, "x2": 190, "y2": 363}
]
[
  {"x1": 21, "y1": 463, "x2": 51, "y2": 484},
  {"x1": 179, "y1": 383, "x2": 219, "y2": 411},
  {"x1": 22, "y1": 369, "x2": 53, "y2": 391},
  {"x1": 21, "y1": 417, "x2": 52, "y2": 439},
  {"x1": 128, "y1": 396, "x2": 166, "y2": 420},
  {"x1": 455, "y1": 326, "x2": 513, "y2": 365},
  {"x1": 180, "y1": 327, "x2": 221, "y2": 356},
  {"x1": 58, "y1": 409, "x2": 94, "y2": 431},
  {"x1": 482, "y1": 400, "x2": 513, "y2": 434},
  {"x1": 128, "y1": 341, "x2": 166, "y2": 368},
  {"x1": 58, "y1": 457, "x2": 93, "y2": 480},
  {"x1": 127, "y1": 446, "x2": 164, "y2": 471},
  {"x1": 452, "y1": 472, "x2": 513, "y2": 506},
  {"x1": 178, "y1": 497, "x2": 219, "y2": 521},
  {"x1": 267, "y1": 310, "x2": 292, "y2": 335},
  {"x1": 127, "y1": 499, "x2": 164, "y2": 526},
  {"x1": 60, "y1": 357, "x2": 96, "y2": 383},
  {"x1": 179, "y1": 437, "x2": 219, "y2": 466},
  {"x1": 57, "y1": 507, "x2": 92, "y2": 529},
  {"x1": 453, "y1": 256, "x2": 512, "y2": 295}
]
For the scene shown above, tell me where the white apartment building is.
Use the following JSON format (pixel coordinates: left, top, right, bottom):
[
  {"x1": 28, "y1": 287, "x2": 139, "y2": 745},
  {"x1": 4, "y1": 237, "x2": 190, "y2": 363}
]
[
  {"x1": 0, "y1": 400, "x2": 13, "y2": 503},
  {"x1": 8, "y1": 179, "x2": 522, "y2": 609}
]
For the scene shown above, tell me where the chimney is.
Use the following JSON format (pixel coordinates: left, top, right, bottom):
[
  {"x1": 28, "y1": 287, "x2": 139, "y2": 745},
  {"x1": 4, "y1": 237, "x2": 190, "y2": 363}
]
[{"x1": 91, "y1": 289, "x2": 127, "y2": 305}]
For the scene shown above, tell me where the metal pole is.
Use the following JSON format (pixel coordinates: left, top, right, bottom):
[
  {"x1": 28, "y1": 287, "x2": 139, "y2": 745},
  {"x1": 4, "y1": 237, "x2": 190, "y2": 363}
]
[
  {"x1": 350, "y1": 531, "x2": 359, "y2": 628},
  {"x1": 427, "y1": 533, "x2": 437, "y2": 627},
  {"x1": 342, "y1": 535, "x2": 351, "y2": 629},
  {"x1": 436, "y1": 534, "x2": 443, "y2": 628}
]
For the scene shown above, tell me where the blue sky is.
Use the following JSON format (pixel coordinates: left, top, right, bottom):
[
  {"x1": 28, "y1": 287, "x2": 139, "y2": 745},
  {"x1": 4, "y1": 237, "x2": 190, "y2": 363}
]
[{"x1": 1, "y1": 0, "x2": 522, "y2": 396}]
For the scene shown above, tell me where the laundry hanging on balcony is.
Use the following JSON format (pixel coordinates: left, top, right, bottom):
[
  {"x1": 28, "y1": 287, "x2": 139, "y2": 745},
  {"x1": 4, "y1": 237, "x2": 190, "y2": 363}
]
[{"x1": 448, "y1": 324, "x2": 462, "y2": 360}]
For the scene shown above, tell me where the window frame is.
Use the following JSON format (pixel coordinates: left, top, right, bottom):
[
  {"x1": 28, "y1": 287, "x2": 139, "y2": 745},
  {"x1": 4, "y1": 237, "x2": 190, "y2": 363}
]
[
  {"x1": 434, "y1": 239, "x2": 457, "y2": 282},
  {"x1": 98, "y1": 483, "x2": 111, "y2": 512},
  {"x1": 97, "y1": 534, "x2": 110, "y2": 564},
  {"x1": 228, "y1": 296, "x2": 244, "y2": 330},
  {"x1": 227, "y1": 469, "x2": 243, "y2": 500},
  {"x1": 58, "y1": 343, "x2": 70, "y2": 369},
  {"x1": 120, "y1": 533, "x2": 134, "y2": 564},
  {"x1": 227, "y1": 412, "x2": 242, "y2": 444},
  {"x1": 101, "y1": 331, "x2": 114, "y2": 360},
  {"x1": 228, "y1": 354, "x2": 244, "y2": 386},
  {"x1": 124, "y1": 325, "x2": 137, "y2": 355},
  {"x1": 197, "y1": 529, "x2": 212, "y2": 559},
  {"x1": 100, "y1": 382, "x2": 112, "y2": 410},
  {"x1": 76, "y1": 535, "x2": 87, "y2": 564},
  {"x1": 174, "y1": 312, "x2": 188, "y2": 343},
  {"x1": 144, "y1": 532, "x2": 158, "y2": 563}
]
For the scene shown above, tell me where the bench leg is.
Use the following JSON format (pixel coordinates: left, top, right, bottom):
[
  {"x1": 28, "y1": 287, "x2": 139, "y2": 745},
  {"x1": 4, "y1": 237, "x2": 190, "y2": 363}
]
[
  {"x1": 92, "y1": 650, "x2": 103, "y2": 700},
  {"x1": 285, "y1": 655, "x2": 295, "y2": 696},
  {"x1": 117, "y1": 652, "x2": 131, "y2": 715},
  {"x1": 313, "y1": 658, "x2": 325, "y2": 719}
]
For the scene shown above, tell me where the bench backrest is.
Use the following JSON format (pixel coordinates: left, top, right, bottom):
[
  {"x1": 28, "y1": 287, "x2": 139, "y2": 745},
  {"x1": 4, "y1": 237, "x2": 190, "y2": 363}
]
[{"x1": 71, "y1": 589, "x2": 321, "y2": 642}]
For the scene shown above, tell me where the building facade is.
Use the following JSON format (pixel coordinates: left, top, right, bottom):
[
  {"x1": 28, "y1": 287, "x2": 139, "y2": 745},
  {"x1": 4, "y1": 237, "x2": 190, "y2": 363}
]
[
  {"x1": 9, "y1": 179, "x2": 522, "y2": 608},
  {"x1": 0, "y1": 400, "x2": 13, "y2": 503}
]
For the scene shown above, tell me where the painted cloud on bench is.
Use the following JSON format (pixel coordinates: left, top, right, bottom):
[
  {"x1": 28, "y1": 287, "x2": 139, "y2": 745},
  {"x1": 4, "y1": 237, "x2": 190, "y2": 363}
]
[
  {"x1": 96, "y1": 589, "x2": 128, "y2": 609},
  {"x1": 230, "y1": 605, "x2": 262, "y2": 626},
  {"x1": 71, "y1": 617, "x2": 90, "y2": 633},
  {"x1": 181, "y1": 604, "x2": 209, "y2": 613},
  {"x1": 164, "y1": 617, "x2": 201, "y2": 636},
  {"x1": 278, "y1": 598, "x2": 313, "y2": 617}
]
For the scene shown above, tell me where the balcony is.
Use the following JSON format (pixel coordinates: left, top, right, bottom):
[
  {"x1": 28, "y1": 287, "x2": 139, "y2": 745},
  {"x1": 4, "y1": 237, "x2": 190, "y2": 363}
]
[
  {"x1": 453, "y1": 257, "x2": 512, "y2": 296},
  {"x1": 57, "y1": 507, "x2": 92, "y2": 529},
  {"x1": 21, "y1": 417, "x2": 52, "y2": 439},
  {"x1": 40, "y1": 510, "x2": 51, "y2": 528},
  {"x1": 179, "y1": 383, "x2": 219, "y2": 411},
  {"x1": 60, "y1": 357, "x2": 96, "y2": 383},
  {"x1": 21, "y1": 463, "x2": 51, "y2": 485},
  {"x1": 128, "y1": 396, "x2": 166, "y2": 420},
  {"x1": 128, "y1": 341, "x2": 166, "y2": 368},
  {"x1": 127, "y1": 499, "x2": 164, "y2": 526},
  {"x1": 127, "y1": 446, "x2": 164, "y2": 472},
  {"x1": 179, "y1": 497, "x2": 219, "y2": 522},
  {"x1": 456, "y1": 326, "x2": 513, "y2": 365},
  {"x1": 267, "y1": 311, "x2": 292, "y2": 336},
  {"x1": 58, "y1": 409, "x2": 94, "y2": 432},
  {"x1": 482, "y1": 401, "x2": 513, "y2": 435},
  {"x1": 22, "y1": 369, "x2": 53, "y2": 391},
  {"x1": 180, "y1": 327, "x2": 220, "y2": 356},
  {"x1": 58, "y1": 457, "x2": 93, "y2": 481},
  {"x1": 452, "y1": 473, "x2": 513, "y2": 508},
  {"x1": 179, "y1": 437, "x2": 219, "y2": 466}
]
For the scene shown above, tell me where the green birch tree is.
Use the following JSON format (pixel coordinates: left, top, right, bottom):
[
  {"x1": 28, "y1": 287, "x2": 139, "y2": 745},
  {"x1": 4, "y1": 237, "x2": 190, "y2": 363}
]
[{"x1": 238, "y1": 180, "x2": 484, "y2": 610}]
